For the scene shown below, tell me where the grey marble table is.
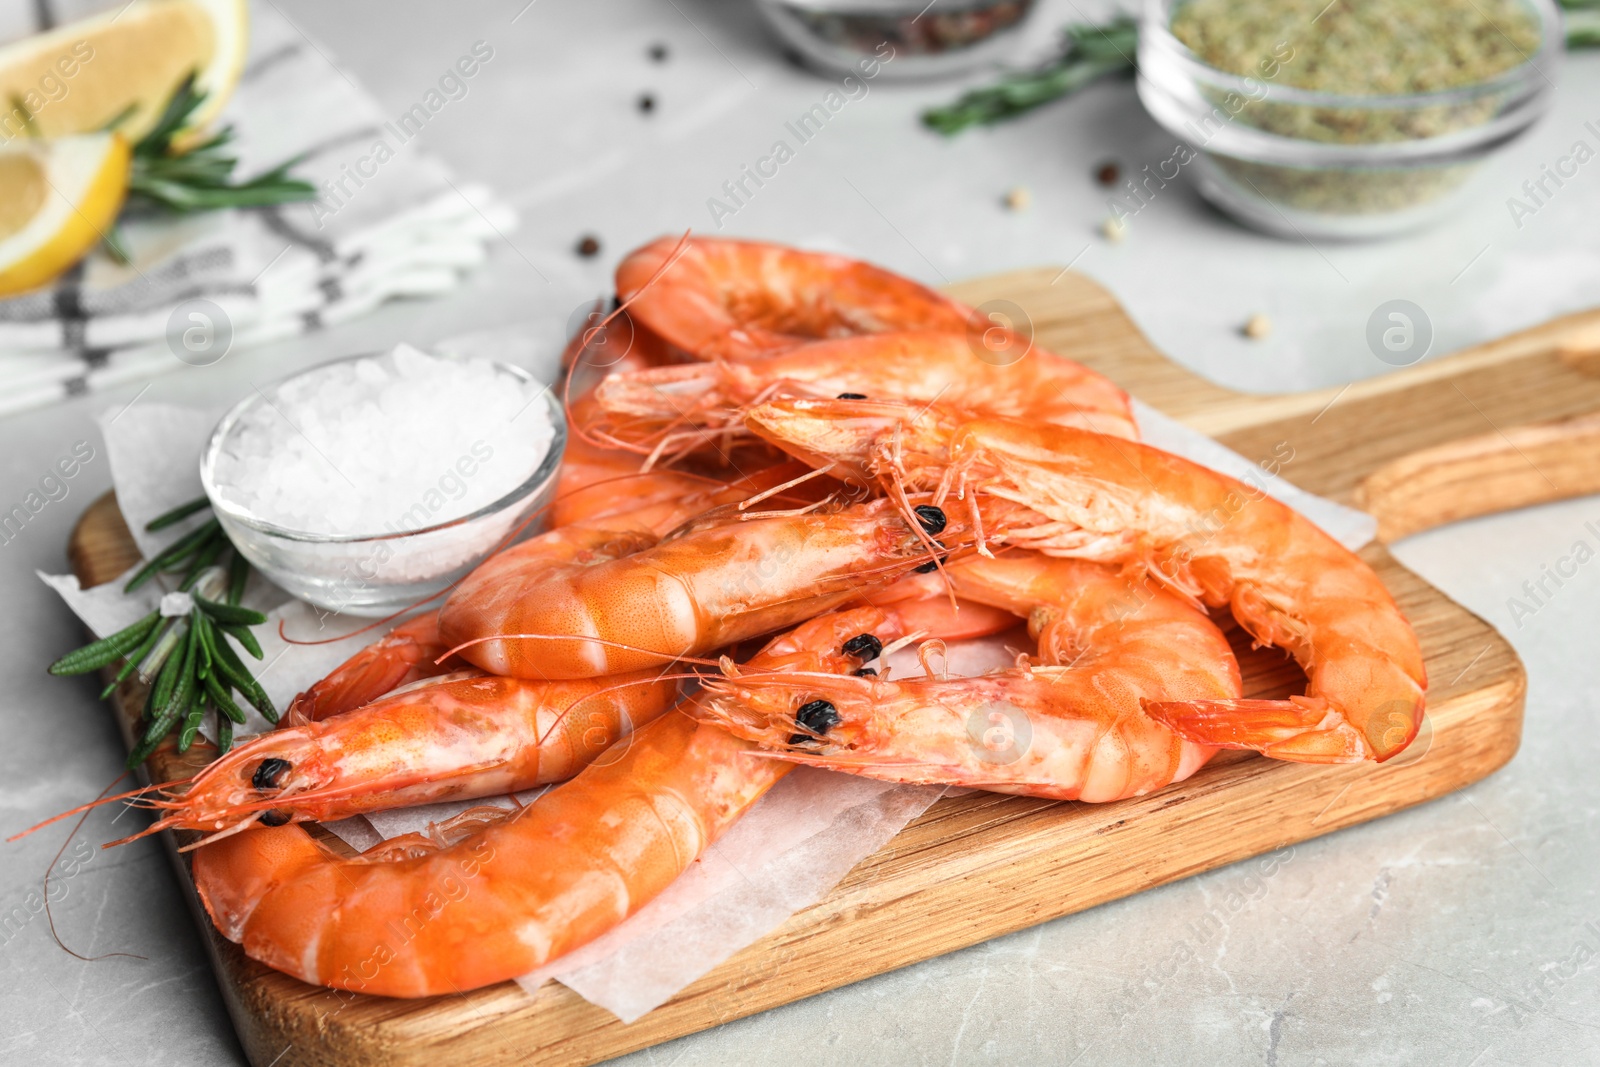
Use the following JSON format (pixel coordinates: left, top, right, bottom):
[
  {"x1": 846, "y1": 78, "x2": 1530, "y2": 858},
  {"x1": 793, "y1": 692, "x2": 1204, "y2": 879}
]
[{"x1": 2, "y1": 2, "x2": 1598, "y2": 1064}]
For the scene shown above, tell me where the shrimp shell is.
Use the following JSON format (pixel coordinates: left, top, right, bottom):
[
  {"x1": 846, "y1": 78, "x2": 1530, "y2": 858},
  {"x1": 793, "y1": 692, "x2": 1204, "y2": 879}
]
[
  {"x1": 696, "y1": 555, "x2": 1239, "y2": 801},
  {"x1": 615, "y1": 236, "x2": 973, "y2": 362},
  {"x1": 744, "y1": 399, "x2": 1428, "y2": 763}
]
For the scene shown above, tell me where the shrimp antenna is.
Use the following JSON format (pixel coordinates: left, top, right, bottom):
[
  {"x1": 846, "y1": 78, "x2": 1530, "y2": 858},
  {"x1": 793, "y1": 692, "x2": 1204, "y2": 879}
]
[
  {"x1": 7, "y1": 775, "x2": 191, "y2": 842},
  {"x1": 435, "y1": 633, "x2": 736, "y2": 670},
  {"x1": 39, "y1": 771, "x2": 148, "y2": 962},
  {"x1": 533, "y1": 672, "x2": 704, "y2": 748},
  {"x1": 563, "y1": 229, "x2": 695, "y2": 454}
]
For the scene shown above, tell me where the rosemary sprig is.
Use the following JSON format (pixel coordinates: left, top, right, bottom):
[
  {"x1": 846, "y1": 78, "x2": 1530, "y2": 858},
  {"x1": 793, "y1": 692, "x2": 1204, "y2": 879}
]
[
  {"x1": 922, "y1": 11, "x2": 1600, "y2": 135},
  {"x1": 48, "y1": 496, "x2": 276, "y2": 767},
  {"x1": 1565, "y1": 0, "x2": 1600, "y2": 48},
  {"x1": 123, "y1": 73, "x2": 316, "y2": 214},
  {"x1": 922, "y1": 19, "x2": 1138, "y2": 136}
]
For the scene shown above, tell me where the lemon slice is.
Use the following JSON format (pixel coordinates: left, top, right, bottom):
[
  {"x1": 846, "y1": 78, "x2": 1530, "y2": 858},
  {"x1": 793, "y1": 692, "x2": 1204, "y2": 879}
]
[
  {"x1": 0, "y1": 133, "x2": 131, "y2": 298},
  {"x1": 0, "y1": 0, "x2": 248, "y2": 144}
]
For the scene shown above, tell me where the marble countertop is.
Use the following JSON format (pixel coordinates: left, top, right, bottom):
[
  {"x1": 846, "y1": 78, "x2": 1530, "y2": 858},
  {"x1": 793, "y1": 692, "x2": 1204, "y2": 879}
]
[{"x1": 2, "y1": 1, "x2": 1598, "y2": 1064}]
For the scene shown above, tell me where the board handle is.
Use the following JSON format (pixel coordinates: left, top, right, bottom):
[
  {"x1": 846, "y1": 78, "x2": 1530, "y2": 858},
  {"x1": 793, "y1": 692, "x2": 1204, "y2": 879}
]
[{"x1": 1356, "y1": 409, "x2": 1600, "y2": 542}]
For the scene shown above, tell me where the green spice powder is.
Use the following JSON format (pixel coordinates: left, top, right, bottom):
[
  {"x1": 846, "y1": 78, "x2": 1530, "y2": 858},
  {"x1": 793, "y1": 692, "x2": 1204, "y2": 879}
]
[
  {"x1": 1167, "y1": 0, "x2": 1544, "y2": 216},
  {"x1": 1170, "y1": 0, "x2": 1541, "y2": 97}
]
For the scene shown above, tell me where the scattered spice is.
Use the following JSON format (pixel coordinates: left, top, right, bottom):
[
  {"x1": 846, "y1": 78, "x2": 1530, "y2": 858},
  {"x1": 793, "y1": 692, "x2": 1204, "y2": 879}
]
[
  {"x1": 1100, "y1": 216, "x2": 1125, "y2": 242},
  {"x1": 1003, "y1": 186, "x2": 1032, "y2": 211},
  {"x1": 576, "y1": 234, "x2": 601, "y2": 258},
  {"x1": 1094, "y1": 160, "x2": 1120, "y2": 186},
  {"x1": 637, "y1": 92, "x2": 656, "y2": 114},
  {"x1": 1242, "y1": 313, "x2": 1272, "y2": 340}
]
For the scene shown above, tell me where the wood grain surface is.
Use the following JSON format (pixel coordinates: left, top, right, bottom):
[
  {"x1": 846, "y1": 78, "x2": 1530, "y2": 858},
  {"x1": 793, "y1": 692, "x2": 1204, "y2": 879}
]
[{"x1": 67, "y1": 267, "x2": 1589, "y2": 1067}]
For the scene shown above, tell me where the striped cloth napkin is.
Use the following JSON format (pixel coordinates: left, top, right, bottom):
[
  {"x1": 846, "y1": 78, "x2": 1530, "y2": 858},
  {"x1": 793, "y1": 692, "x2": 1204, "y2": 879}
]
[{"x1": 0, "y1": 0, "x2": 516, "y2": 416}]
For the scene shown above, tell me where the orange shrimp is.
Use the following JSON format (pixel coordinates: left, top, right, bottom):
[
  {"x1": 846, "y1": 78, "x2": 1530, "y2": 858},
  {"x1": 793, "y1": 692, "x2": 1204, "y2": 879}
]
[
  {"x1": 286, "y1": 612, "x2": 458, "y2": 724},
  {"x1": 127, "y1": 669, "x2": 679, "y2": 845},
  {"x1": 744, "y1": 399, "x2": 1428, "y2": 764},
  {"x1": 588, "y1": 330, "x2": 1138, "y2": 465},
  {"x1": 190, "y1": 606, "x2": 924, "y2": 996},
  {"x1": 615, "y1": 236, "x2": 973, "y2": 362},
  {"x1": 291, "y1": 462, "x2": 850, "y2": 723},
  {"x1": 437, "y1": 496, "x2": 966, "y2": 680},
  {"x1": 695, "y1": 554, "x2": 1239, "y2": 801}
]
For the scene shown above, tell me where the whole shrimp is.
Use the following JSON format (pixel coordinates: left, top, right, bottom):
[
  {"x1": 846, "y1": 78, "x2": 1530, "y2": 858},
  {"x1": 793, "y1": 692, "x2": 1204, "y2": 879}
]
[
  {"x1": 589, "y1": 329, "x2": 1138, "y2": 465},
  {"x1": 190, "y1": 606, "x2": 939, "y2": 996},
  {"x1": 744, "y1": 399, "x2": 1428, "y2": 764},
  {"x1": 615, "y1": 236, "x2": 974, "y2": 362},
  {"x1": 124, "y1": 669, "x2": 680, "y2": 846},
  {"x1": 695, "y1": 554, "x2": 1239, "y2": 801},
  {"x1": 437, "y1": 496, "x2": 964, "y2": 680}
]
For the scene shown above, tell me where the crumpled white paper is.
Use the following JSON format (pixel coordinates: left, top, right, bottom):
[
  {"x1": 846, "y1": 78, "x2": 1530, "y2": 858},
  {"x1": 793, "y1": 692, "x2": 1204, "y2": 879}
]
[
  {"x1": 517, "y1": 767, "x2": 944, "y2": 1022},
  {"x1": 39, "y1": 332, "x2": 1377, "y2": 1023}
]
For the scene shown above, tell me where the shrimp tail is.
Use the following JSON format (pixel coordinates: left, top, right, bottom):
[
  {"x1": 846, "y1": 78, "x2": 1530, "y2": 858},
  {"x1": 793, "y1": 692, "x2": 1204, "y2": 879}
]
[{"x1": 1143, "y1": 696, "x2": 1376, "y2": 764}]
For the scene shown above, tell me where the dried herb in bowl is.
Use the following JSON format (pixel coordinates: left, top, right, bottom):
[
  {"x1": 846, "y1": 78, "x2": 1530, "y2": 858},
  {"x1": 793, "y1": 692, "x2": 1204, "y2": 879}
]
[{"x1": 1169, "y1": 0, "x2": 1543, "y2": 143}]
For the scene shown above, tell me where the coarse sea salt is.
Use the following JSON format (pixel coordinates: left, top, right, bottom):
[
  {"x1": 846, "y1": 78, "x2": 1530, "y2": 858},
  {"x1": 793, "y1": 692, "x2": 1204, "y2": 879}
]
[{"x1": 210, "y1": 345, "x2": 555, "y2": 536}]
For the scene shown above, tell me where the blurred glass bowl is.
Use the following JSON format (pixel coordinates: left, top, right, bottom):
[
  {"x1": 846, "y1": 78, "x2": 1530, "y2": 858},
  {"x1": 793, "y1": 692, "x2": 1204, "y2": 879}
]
[
  {"x1": 1136, "y1": 0, "x2": 1562, "y2": 239},
  {"x1": 753, "y1": 0, "x2": 1040, "y2": 79},
  {"x1": 200, "y1": 353, "x2": 565, "y2": 617}
]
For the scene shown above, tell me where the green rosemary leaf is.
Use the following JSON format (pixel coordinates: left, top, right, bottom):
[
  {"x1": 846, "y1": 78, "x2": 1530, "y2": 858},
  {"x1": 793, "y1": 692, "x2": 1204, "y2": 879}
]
[
  {"x1": 123, "y1": 518, "x2": 220, "y2": 592},
  {"x1": 146, "y1": 496, "x2": 212, "y2": 532},
  {"x1": 145, "y1": 620, "x2": 187, "y2": 714},
  {"x1": 215, "y1": 711, "x2": 233, "y2": 756},
  {"x1": 48, "y1": 610, "x2": 160, "y2": 676},
  {"x1": 100, "y1": 615, "x2": 168, "y2": 698},
  {"x1": 124, "y1": 72, "x2": 316, "y2": 217},
  {"x1": 922, "y1": 19, "x2": 1138, "y2": 135},
  {"x1": 177, "y1": 698, "x2": 207, "y2": 753},
  {"x1": 195, "y1": 594, "x2": 267, "y2": 627},
  {"x1": 226, "y1": 550, "x2": 249, "y2": 607},
  {"x1": 210, "y1": 629, "x2": 277, "y2": 723},
  {"x1": 1568, "y1": 10, "x2": 1600, "y2": 46},
  {"x1": 178, "y1": 533, "x2": 228, "y2": 591},
  {"x1": 203, "y1": 672, "x2": 248, "y2": 726},
  {"x1": 221, "y1": 622, "x2": 262, "y2": 660}
]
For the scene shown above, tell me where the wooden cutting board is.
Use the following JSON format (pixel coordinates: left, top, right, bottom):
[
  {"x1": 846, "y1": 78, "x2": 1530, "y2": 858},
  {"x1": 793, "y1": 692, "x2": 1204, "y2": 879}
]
[{"x1": 66, "y1": 268, "x2": 1600, "y2": 1067}]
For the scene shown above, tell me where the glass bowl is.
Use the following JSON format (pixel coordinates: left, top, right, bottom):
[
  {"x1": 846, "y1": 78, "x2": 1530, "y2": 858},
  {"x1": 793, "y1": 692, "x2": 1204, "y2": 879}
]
[
  {"x1": 200, "y1": 353, "x2": 566, "y2": 618},
  {"x1": 1136, "y1": 0, "x2": 1563, "y2": 239},
  {"x1": 752, "y1": 0, "x2": 1040, "y2": 80}
]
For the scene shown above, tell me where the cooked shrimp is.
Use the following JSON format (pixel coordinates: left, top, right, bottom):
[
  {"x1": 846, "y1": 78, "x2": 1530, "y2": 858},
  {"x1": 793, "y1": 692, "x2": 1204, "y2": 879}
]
[
  {"x1": 695, "y1": 554, "x2": 1239, "y2": 801},
  {"x1": 190, "y1": 607, "x2": 915, "y2": 996},
  {"x1": 744, "y1": 399, "x2": 1427, "y2": 763},
  {"x1": 615, "y1": 236, "x2": 973, "y2": 362},
  {"x1": 438, "y1": 496, "x2": 964, "y2": 680},
  {"x1": 129, "y1": 669, "x2": 680, "y2": 844},
  {"x1": 589, "y1": 330, "x2": 1138, "y2": 464},
  {"x1": 286, "y1": 612, "x2": 458, "y2": 725}
]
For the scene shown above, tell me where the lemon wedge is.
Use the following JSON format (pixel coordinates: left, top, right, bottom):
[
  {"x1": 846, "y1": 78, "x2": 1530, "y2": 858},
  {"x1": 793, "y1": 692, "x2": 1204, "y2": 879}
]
[
  {"x1": 0, "y1": 0, "x2": 248, "y2": 145},
  {"x1": 0, "y1": 132, "x2": 131, "y2": 298}
]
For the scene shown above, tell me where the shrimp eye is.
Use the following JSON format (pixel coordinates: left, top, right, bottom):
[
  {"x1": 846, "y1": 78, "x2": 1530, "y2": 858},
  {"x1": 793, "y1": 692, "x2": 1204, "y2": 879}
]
[
  {"x1": 913, "y1": 539, "x2": 948, "y2": 573},
  {"x1": 852, "y1": 667, "x2": 878, "y2": 677},
  {"x1": 836, "y1": 392, "x2": 867, "y2": 400},
  {"x1": 252, "y1": 758, "x2": 292, "y2": 791},
  {"x1": 842, "y1": 633, "x2": 882, "y2": 660},
  {"x1": 788, "y1": 698, "x2": 842, "y2": 744},
  {"x1": 260, "y1": 809, "x2": 291, "y2": 827},
  {"x1": 913, "y1": 505, "x2": 947, "y2": 535}
]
